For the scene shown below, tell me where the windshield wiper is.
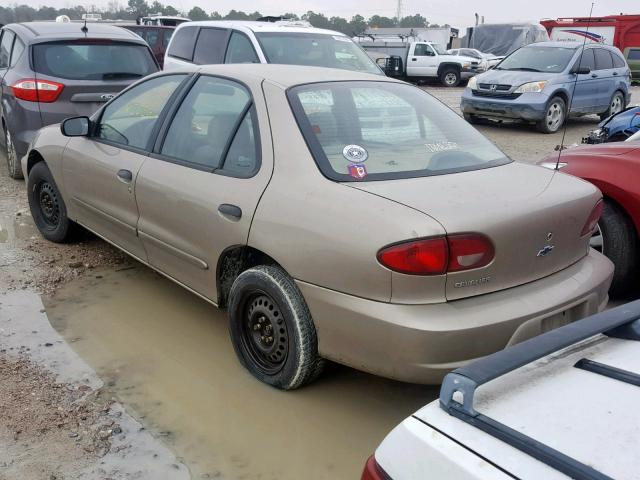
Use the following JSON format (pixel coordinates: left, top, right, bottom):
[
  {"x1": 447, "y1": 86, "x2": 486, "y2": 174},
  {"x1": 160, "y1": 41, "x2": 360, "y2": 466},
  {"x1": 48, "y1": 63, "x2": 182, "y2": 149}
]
[
  {"x1": 102, "y1": 72, "x2": 144, "y2": 79},
  {"x1": 506, "y1": 67, "x2": 542, "y2": 72}
]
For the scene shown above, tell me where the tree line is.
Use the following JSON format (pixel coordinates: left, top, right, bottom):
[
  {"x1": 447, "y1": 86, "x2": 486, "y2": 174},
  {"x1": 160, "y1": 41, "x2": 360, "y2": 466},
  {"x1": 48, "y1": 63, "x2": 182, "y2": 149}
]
[{"x1": 0, "y1": 2, "x2": 449, "y2": 36}]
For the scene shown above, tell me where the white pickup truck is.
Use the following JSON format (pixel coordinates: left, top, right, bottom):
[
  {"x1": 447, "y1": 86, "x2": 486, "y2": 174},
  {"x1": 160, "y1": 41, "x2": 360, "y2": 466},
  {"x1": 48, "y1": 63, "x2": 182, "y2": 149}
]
[
  {"x1": 356, "y1": 39, "x2": 484, "y2": 86},
  {"x1": 363, "y1": 300, "x2": 640, "y2": 480}
]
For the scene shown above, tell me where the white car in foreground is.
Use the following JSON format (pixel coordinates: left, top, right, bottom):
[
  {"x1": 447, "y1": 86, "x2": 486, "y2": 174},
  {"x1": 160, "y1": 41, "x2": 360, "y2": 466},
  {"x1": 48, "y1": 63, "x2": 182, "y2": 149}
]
[{"x1": 363, "y1": 300, "x2": 640, "y2": 480}]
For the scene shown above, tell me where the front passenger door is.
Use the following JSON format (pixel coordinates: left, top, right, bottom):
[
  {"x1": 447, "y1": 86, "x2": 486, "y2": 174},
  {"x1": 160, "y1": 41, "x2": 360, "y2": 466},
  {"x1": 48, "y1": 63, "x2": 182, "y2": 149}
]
[{"x1": 62, "y1": 74, "x2": 187, "y2": 260}]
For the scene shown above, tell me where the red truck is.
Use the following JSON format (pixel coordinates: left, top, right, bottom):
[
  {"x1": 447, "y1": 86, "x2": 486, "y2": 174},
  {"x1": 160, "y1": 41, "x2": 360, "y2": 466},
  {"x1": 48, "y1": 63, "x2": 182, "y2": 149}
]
[{"x1": 541, "y1": 15, "x2": 640, "y2": 78}]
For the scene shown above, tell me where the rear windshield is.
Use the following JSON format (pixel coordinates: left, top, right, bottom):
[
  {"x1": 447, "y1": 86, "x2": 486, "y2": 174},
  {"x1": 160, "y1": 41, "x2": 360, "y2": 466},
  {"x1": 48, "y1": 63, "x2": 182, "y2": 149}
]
[
  {"x1": 496, "y1": 46, "x2": 576, "y2": 73},
  {"x1": 255, "y1": 32, "x2": 381, "y2": 75},
  {"x1": 33, "y1": 42, "x2": 158, "y2": 81},
  {"x1": 289, "y1": 81, "x2": 510, "y2": 182}
]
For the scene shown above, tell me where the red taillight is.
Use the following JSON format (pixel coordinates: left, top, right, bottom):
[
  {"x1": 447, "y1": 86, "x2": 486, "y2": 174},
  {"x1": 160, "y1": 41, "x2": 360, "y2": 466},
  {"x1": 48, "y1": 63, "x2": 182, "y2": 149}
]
[
  {"x1": 12, "y1": 79, "x2": 64, "y2": 103},
  {"x1": 361, "y1": 455, "x2": 390, "y2": 480},
  {"x1": 581, "y1": 200, "x2": 604, "y2": 237},
  {"x1": 377, "y1": 234, "x2": 494, "y2": 275}
]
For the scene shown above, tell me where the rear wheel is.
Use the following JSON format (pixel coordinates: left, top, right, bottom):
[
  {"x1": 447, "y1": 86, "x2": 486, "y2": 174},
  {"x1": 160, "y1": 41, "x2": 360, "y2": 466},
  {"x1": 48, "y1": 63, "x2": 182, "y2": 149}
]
[
  {"x1": 590, "y1": 199, "x2": 639, "y2": 297},
  {"x1": 439, "y1": 68, "x2": 461, "y2": 87},
  {"x1": 27, "y1": 161, "x2": 80, "y2": 243},
  {"x1": 536, "y1": 96, "x2": 566, "y2": 133},
  {"x1": 3, "y1": 127, "x2": 23, "y2": 179},
  {"x1": 228, "y1": 265, "x2": 325, "y2": 389},
  {"x1": 599, "y1": 91, "x2": 625, "y2": 121}
]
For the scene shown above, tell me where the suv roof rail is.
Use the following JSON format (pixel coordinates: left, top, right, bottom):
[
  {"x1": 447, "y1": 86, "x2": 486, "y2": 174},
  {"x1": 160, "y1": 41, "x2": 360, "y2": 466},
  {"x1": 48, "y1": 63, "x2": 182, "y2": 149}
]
[{"x1": 439, "y1": 299, "x2": 640, "y2": 480}]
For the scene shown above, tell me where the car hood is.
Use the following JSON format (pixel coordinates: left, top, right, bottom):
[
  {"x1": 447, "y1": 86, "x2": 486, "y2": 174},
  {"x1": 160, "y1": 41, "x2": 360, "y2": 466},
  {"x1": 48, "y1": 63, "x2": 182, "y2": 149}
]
[
  {"x1": 349, "y1": 162, "x2": 600, "y2": 301},
  {"x1": 475, "y1": 69, "x2": 561, "y2": 86}
]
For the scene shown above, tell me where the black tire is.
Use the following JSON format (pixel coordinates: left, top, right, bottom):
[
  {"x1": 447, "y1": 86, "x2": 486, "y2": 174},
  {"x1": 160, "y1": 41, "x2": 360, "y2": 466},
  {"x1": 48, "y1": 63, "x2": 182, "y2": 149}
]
[
  {"x1": 599, "y1": 90, "x2": 625, "y2": 121},
  {"x1": 228, "y1": 265, "x2": 325, "y2": 389},
  {"x1": 463, "y1": 113, "x2": 480, "y2": 124},
  {"x1": 536, "y1": 96, "x2": 566, "y2": 133},
  {"x1": 594, "y1": 200, "x2": 639, "y2": 297},
  {"x1": 3, "y1": 126, "x2": 23, "y2": 179},
  {"x1": 27, "y1": 161, "x2": 80, "y2": 243},
  {"x1": 439, "y1": 68, "x2": 460, "y2": 87}
]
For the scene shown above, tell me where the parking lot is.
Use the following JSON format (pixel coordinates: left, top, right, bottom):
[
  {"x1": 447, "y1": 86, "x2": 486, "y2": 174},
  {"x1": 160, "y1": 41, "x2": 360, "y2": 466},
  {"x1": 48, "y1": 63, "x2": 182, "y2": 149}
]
[{"x1": 1, "y1": 82, "x2": 637, "y2": 479}]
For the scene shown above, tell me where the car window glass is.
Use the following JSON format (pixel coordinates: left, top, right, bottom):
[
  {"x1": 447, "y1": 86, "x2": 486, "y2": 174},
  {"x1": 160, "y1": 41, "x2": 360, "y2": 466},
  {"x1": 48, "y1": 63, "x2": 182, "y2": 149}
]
[
  {"x1": 0, "y1": 30, "x2": 15, "y2": 68},
  {"x1": 161, "y1": 76, "x2": 252, "y2": 170},
  {"x1": 221, "y1": 110, "x2": 259, "y2": 175},
  {"x1": 594, "y1": 48, "x2": 614, "y2": 70},
  {"x1": 98, "y1": 75, "x2": 185, "y2": 150},
  {"x1": 611, "y1": 52, "x2": 626, "y2": 68},
  {"x1": 577, "y1": 49, "x2": 596, "y2": 71},
  {"x1": 143, "y1": 30, "x2": 160, "y2": 47},
  {"x1": 193, "y1": 28, "x2": 228, "y2": 64},
  {"x1": 168, "y1": 25, "x2": 198, "y2": 60},
  {"x1": 414, "y1": 44, "x2": 433, "y2": 56},
  {"x1": 628, "y1": 49, "x2": 640, "y2": 61},
  {"x1": 225, "y1": 31, "x2": 259, "y2": 64},
  {"x1": 163, "y1": 30, "x2": 174, "y2": 49},
  {"x1": 10, "y1": 36, "x2": 24, "y2": 67}
]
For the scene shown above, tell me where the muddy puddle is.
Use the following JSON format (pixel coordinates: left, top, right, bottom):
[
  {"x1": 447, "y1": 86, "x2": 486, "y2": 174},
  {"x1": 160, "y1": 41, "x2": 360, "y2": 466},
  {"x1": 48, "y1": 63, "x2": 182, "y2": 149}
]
[{"x1": 45, "y1": 266, "x2": 436, "y2": 479}]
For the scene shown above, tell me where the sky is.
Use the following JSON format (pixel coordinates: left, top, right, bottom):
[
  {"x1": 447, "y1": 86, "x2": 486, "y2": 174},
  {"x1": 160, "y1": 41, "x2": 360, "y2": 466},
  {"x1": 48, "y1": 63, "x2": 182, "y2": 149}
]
[{"x1": 15, "y1": 0, "x2": 639, "y2": 29}]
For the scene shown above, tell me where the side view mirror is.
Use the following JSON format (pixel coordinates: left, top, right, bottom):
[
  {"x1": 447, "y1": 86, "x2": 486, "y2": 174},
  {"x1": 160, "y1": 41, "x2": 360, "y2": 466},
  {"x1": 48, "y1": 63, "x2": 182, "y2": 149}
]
[
  {"x1": 61, "y1": 116, "x2": 90, "y2": 137},
  {"x1": 574, "y1": 66, "x2": 591, "y2": 75}
]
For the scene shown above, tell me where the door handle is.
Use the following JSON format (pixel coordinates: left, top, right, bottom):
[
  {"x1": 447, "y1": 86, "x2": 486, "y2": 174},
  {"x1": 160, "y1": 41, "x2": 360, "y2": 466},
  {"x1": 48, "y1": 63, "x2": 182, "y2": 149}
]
[
  {"x1": 591, "y1": 74, "x2": 598, "y2": 78},
  {"x1": 117, "y1": 169, "x2": 133, "y2": 183},
  {"x1": 411, "y1": 58, "x2": 417, "y2": 61},
  {"x1": 613, "y1": 72, "x2": 618, "y2": 76},
  {"x1": 218, "y1": 203, "x2": 242, "y2": 220}
]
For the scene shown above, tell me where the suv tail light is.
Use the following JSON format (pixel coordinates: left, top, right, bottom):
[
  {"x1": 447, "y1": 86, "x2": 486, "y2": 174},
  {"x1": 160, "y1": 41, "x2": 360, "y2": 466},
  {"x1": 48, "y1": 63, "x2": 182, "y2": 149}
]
[
  {"x1": 12, "y1": 79, "x2": 64, "y2": 103},
  {"x1": 581, "y1": 200, "x2": 604, "y2": 237},
  {"x1": 377, "y1": 233, "x2": 494, "y2": 275},
  {"x1": 361, "y1": 455, "x2": 391, "y2": 480}
]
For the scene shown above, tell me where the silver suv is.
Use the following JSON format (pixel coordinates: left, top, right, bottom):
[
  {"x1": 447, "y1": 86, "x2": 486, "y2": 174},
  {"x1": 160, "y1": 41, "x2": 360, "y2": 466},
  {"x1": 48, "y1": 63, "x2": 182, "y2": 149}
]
[{"x1": 0, "y1": 22, "x2": 158, "y2": 178}]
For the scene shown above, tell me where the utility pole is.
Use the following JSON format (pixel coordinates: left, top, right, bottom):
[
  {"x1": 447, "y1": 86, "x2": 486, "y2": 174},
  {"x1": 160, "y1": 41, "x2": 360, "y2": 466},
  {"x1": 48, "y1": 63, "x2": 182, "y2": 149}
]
[{"x1": 396, "y1": 0, "x2": 403, "y2": 25}]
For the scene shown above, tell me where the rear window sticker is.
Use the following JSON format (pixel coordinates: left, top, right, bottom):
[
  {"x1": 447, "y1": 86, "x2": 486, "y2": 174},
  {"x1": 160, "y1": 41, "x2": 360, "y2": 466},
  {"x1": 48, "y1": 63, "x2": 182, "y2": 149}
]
[
  {"x1": 343, "y1": 144, "x2": 369, "y2": 163},
  {"x1": 348, "y1": 163, "x2": 368, "y2": 180}
]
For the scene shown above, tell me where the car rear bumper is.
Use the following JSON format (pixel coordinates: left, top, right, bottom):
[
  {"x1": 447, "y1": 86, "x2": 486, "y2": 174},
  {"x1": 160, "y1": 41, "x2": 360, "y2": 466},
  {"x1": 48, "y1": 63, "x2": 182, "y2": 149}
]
[
  {"x1": 297, "y1": 249, "x2": 613, "y2": 384},
  {"x1": 461, "y1": 89, "x2": 549, "y2": 121}
]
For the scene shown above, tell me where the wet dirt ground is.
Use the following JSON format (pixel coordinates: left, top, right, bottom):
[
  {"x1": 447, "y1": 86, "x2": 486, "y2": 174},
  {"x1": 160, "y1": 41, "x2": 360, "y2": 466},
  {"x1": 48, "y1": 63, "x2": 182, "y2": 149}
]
[{"x1": 1, "y1": 85, "x2": 638, "y2": 479}]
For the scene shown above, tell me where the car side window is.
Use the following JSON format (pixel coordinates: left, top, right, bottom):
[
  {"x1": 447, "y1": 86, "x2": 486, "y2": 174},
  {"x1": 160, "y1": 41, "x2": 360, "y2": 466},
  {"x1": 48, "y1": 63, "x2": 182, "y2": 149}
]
[
  {"x1": 577, "y1": 49, "x2": 596, "y2": 72},
  {"x1": 163, "y1": 30, "x2": 174, "y2": 49},
  {"x1": 10, "y1": 36, "x2": 24, "y2": 67},
  {"x1": 628, "y1": 49, "x2": 640, "y2": 61},
  {"x1": 168, "y1": 25, "x2": 199, "y2": 60},
  {"x1": 594, "y1": 48, "x2": 613, "y2": 70},
  {"x1": 160, "y1": 76, "x2": 258, "y2": 174},
  {"x1": 97, "y1": 74, "x2": 186, "y2": 150},
  {"x1": 225, "y1": 31, "x2": 259, "y2": 64},
  {"x1": 414, "y1": 44, "x2": 434, "y2": 57},
  {"x1": 611, "y1": 52, "x2": 626, "y2": 68},
  {"x1": 193, "y1": 28, "x2": 229, "y2": 65},
  {"x1": 0, "y1": 30, "x2": 15, "y2": 68}
]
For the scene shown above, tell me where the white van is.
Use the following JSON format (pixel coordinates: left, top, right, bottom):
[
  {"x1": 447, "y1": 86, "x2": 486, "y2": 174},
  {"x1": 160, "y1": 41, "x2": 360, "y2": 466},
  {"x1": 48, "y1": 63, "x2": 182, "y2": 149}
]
[{"x1": 163, "y1": 19, "x2": 382, "y2": 75}]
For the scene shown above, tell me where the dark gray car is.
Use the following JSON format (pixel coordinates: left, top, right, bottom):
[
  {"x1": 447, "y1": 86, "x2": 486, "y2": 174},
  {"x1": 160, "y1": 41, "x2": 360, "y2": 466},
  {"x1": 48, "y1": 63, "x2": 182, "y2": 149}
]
[{"x1": 0, "y1": 22, "x2": 158, "y2": 178}]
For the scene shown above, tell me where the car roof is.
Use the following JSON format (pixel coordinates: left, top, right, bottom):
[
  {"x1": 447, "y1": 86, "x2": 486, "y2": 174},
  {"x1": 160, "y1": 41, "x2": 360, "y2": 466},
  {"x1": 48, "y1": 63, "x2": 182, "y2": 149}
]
[
  {"x1": 525, "y1": 40, "x2": 618, "y2": 51},
  {"x1": 6, "y1": 22, "x2": 145, "y2": 43},
  {"x1": 177, "y1": 63, "x2": 400, "y2": 89},
  {"x1": 179, "y1": 20, "x2": 345, "y2": 36}
]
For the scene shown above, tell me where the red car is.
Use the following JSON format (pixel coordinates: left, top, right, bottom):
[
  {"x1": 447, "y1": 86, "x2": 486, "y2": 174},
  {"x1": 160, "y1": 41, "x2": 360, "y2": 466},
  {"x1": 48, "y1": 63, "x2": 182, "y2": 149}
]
[{"x1": 539, "y1": 141, "x2": 640, "y2": 296}]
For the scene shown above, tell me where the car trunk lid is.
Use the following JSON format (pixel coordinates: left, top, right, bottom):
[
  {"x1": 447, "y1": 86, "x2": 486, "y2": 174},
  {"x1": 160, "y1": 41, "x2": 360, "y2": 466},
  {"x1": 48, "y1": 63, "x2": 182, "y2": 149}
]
[{"x1": 350, "y1": 162, "x2": 600, "y2": 301}]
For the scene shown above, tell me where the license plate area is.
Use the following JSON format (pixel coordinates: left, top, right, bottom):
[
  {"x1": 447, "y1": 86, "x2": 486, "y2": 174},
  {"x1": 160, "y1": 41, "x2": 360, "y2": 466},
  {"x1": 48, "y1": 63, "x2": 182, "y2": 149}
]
[{"x1": 541, "y1": 302, "x2": 586, "y2": 333}]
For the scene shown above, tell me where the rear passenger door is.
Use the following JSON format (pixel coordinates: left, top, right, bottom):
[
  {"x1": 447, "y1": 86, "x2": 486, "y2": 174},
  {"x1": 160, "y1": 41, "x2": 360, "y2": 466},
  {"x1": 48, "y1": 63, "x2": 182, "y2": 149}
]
[
  {"x1": 135, "y1": 75, "x2": 273, "y2": 302},
  {"x1": 572, "y1": 48, "x2": 599, "y2": 112},
  {"x1": 593, "y1": 48, "x2": 616, "y2": 110}
]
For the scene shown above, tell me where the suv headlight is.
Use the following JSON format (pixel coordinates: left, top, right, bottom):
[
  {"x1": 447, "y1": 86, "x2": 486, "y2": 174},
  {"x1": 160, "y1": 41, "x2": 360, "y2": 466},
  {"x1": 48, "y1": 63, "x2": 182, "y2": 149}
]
[
  {"x1": 467, "y1": 76, "x2": 478, "y2": 89},
  {"x1": 514, "y1": 81, "x2": 548, "y2": 93},
  {"x1": 462, "y1": 62, "x2": 471, "y2": 69}
]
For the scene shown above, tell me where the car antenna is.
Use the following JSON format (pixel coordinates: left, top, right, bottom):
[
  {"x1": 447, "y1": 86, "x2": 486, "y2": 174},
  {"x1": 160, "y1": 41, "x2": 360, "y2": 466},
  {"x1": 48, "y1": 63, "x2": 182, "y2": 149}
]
[
  {"x1": 81, "y1": 17, "x2": 88, "y2": 34},
  {"x1": 555, "y1": 1, "x2": 595, "y2": 170}
]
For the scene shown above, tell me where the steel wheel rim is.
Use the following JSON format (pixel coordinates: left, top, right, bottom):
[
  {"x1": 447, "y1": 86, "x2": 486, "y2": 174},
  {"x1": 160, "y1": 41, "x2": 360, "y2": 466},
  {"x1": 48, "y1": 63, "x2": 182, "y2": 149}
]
[
  {"x1": 6, "y1": 130, "x2": 17, "y2": 172},
  {"x1": 240, "y1": 292, "x2": 289, "y2": 375},
  {"x1": 444, "y1": 73, "x2": 457, "y2": 85},
  {"x1": 546, "y1": 102, "x2": 564, "y2": 131},
  {"x1": 611, "y1": 95, "x2": 623, "y2": 115},
  {"x1": 590, "y1": 223, "x2": 604, "y2": 253},
  {"x1": 37, "y1": 181, "x2": 61, "y2": 227}
]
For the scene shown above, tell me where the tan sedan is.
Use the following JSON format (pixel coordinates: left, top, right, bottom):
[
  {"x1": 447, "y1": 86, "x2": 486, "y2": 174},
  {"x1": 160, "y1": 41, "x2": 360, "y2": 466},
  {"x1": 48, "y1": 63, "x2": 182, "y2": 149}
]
[{"x1": 23, "y1": 65, "x2": 613, "y2": 389}]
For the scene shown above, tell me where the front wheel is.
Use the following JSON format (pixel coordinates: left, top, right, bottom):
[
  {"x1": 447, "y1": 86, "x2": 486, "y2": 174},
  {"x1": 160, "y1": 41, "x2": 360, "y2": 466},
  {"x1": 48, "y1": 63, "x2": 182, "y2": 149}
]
[
  {"x1": 536, "y1": 96, "x2": 566, "y2": 133},
  {"x1": 599, "y1": 91, "x2": 625, "y2": 121},
  {"x1": 439, "y1": 68, "x2": 461, "y2": 87},
  {"x1": 228, "y1": 265, "x2": 325, "y2": 389},
  {"x1": 27, "y1": 161, "x2": 80, "y2": 243},
  {"x1": 4, "y1": 127, "x2": 23, "y2": 179}
]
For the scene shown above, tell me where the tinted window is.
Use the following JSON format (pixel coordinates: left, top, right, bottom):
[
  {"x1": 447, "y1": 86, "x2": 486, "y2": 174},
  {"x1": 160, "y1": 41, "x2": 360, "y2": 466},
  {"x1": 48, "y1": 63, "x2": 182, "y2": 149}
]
[
  {"x1": 594, "y1": 48, "x2": 613, "y2": 70},
  {"x1": 225, "y1": 31, "x2": 259, "y2": 64},
  {"x1": 0, "y1": 30, "x2": 15, "y2": 68},
  {"x1": 612, "y1": 52, "x2": 626, "y2": 68},
  {"x1": 193, "y1": 28, "x2": 228, "y2": 65},
  {"x1": 10, "y1": 36, "x2": 24, "y2": 67},
  {"x1": 414, "y1": 44, "x2": 434, "y2": 56},
  {"x1": 576, "y1": 49, "x2": 596, "y2": 71},
  {"x1": 161, "y1": 76, "x2": 256, "y2": 172},
  {"x1": 629, "y1": 49, "x2": 640, "y2": 61},
  {"x1": 163, "y1": 30, "x2": 174, "y2": 49},
  {"x1": 168, "y1": 25, "x2": 198, "y2": 60},
  {"x1": 98, "y1": 75, "x2": 185, "y2": 149},
  {"x1": 289, "y1": 82, "x2": 509, "y2": 182},
  {"x1": 497, "y1": 46, "x2": 576, "y2": 73},
  {"x1": 33, "y1": 42, "x2": 157, "y2": 80},
  {"x1": 256, "y1": 32, "x2": 381, "y2": 74}
]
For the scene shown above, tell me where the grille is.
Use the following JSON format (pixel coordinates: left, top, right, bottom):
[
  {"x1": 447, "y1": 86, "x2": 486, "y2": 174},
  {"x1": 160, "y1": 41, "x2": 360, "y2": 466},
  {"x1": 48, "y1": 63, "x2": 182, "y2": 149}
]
[
  {"x1": 478, "y1": 83, "x2": 511, "y2": 91},
  {"x1": 472, "y1": 90, "x2": 522, "y2": 100}
]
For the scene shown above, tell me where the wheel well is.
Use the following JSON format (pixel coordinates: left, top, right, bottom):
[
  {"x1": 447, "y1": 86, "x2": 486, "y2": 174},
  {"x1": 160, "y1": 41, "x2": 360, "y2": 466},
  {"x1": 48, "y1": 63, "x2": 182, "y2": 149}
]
[
  {"x1": 551, "y1": 90, "x2": 569, "y2": 108},
  {"x1": 437, "y1": 63, "x2": 461, "y2": 76},
  {"x1": 26, "y1": 150, "x2": 45, "y2": 176},
  {"x1": 216, "y1": 246, "x2": 283, "y2": 308}
]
